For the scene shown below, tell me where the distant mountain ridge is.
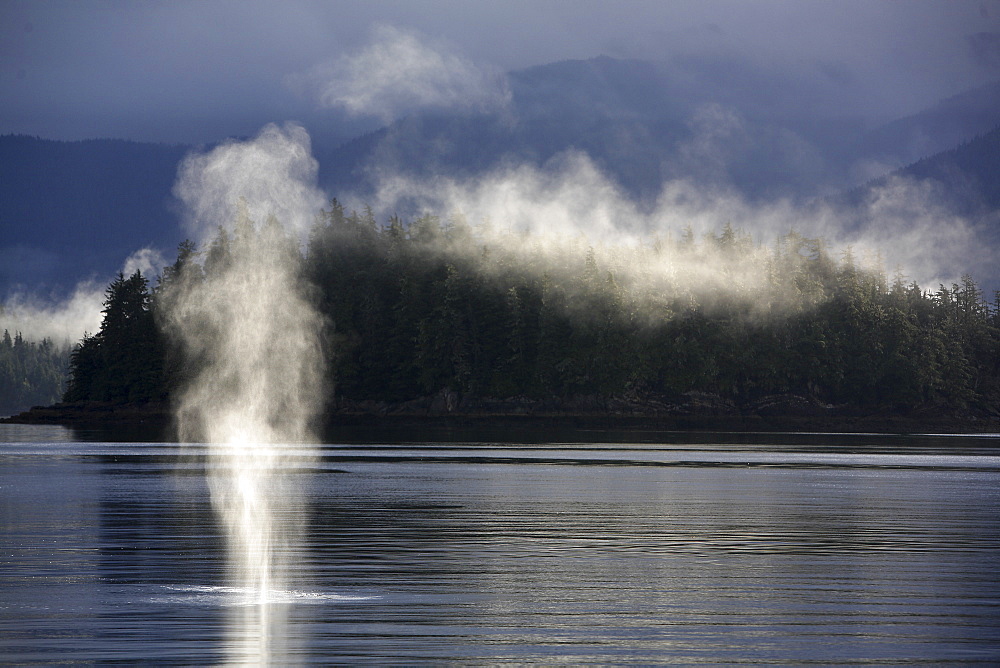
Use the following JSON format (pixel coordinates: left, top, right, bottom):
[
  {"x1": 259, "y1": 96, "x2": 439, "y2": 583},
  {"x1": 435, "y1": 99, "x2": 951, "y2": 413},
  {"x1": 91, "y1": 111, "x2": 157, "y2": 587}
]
[
  {"x1": 860, "y1": 80, "x2": 1000, "y2": 168},
  {"x1": 318, "y1": 59, "x2": 1000, "y2": 204},
  {"x1": 892, "y1": 125, "x2": 1000, "y2": 213},
  {"x1": 838, "y1": 125, "x2": 1000, "y2": 294},
  {"x1": 318, "y1": 55, "x2": 847, "y2": 201},
  {"x1": 2, "y1": 57, "x2": 999, "y2": 299}
]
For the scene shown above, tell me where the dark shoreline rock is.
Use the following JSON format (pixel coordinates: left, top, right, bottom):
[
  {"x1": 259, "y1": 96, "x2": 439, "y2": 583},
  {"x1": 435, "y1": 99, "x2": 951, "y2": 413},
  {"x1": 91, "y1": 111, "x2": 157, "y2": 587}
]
[
  {"x1": 4, "y1": 393, "x2": 998, "y2": 436},
  {"x1": 2, "y1": 401, "x2": 172, "y2": 427}
]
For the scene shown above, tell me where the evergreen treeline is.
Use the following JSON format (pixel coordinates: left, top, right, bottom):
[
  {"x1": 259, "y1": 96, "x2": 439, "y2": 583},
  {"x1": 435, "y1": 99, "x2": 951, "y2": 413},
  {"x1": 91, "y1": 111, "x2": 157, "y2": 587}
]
[
  {"x1": 63, "y1": 271, "x2": 165, "y2": 404},
  {"x1": 62, "y1": 201, "x2": 1000, "y2": 419},
  {"x1": 304, "y1": 201, "x2": 1000, "y2": 414},
  {"x1": 0, "y1": 330, "x2": 70, "y2": 416}
]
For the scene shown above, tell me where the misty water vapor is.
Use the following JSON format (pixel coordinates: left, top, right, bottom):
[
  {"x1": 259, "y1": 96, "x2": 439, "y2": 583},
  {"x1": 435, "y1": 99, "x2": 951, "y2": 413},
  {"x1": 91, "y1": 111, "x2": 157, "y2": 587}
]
[
  {"x1": 0, "y1": 248, "x2": 168, "y2": 346},
  {"x1": 1, "y1": 282, "x2": 104, "y2": 347},
  {"x1": 367, "y1": 148, "x2": 985, "y2": 297},
  {"x1": 166, "y1": 123, "x2": 327, "y2": 660},
  {"x1": 301, "y1": 24, "x2": 989, "y2": 296}
]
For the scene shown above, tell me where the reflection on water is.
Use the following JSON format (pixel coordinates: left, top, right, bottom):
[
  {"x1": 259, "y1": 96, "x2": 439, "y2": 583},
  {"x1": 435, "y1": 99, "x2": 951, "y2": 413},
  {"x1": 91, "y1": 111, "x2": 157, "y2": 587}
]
[
  {"x1": 1, "y1": 425, "x2": 999, "y2": 663},
  {"x1": 154, "y1": 585, "x2": 376, "y2": 664}
]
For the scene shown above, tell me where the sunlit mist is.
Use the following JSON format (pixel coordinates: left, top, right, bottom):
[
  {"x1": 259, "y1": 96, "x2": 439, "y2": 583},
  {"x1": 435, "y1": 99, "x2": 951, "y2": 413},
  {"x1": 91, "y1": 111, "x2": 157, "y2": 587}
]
[{"x1": 165, "y1": 123, "x2": 326, "y2": 663}]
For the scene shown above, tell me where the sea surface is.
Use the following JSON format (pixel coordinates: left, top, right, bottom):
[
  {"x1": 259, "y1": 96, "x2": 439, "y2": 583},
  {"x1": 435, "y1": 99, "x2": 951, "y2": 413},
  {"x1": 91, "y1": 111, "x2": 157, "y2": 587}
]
[{"x1": 2, "y1": 424, "x2": 999, "y2": 664}]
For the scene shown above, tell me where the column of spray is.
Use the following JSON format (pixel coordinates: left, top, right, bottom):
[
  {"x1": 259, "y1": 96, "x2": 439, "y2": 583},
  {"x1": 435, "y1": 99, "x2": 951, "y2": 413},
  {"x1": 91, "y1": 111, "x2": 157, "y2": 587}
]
[{"x1": 166, "y1": 124, "x2": 327, "y2": 603}]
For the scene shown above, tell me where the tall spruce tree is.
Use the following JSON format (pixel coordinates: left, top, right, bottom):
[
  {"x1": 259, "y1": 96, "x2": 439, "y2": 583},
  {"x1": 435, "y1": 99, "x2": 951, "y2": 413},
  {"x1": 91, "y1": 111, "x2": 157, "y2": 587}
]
[{"x1": 64, "y1": 270, "x2": 163, "y2": 403}]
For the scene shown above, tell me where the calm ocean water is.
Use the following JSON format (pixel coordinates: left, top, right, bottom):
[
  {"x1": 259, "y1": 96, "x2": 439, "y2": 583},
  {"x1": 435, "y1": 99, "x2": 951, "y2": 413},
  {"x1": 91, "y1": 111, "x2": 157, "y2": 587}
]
[{"x1": 2, "y1": 424, "x2": 999, "y2": 664}]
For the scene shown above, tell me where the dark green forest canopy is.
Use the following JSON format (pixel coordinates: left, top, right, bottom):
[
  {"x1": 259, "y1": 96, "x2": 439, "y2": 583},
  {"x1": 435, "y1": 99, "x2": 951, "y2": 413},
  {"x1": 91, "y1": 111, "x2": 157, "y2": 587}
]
[
  {"x1": 0, "y1": 329, "x2": 70, "y2": 416},
  {"x1": 63, "y1": 201, "x2": 1000, "y2": 418},
  {"x1": 63, "y1": 270, "x2": 163, "y2": 405}
]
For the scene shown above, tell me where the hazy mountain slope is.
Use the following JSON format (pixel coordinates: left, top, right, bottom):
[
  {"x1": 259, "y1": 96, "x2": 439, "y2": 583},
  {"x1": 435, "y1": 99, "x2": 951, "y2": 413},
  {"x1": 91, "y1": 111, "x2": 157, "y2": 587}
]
[
  {"x1": 316, "y1": 56, "x2": 882, "y2": 203},
  {"x1": 3, "y1": 58, "x2": 998, "y2": 298},
  {"x1": 838, "y1": 125, "x2": 1000, "y2": 215},
  {"x1": 0, "y1": 135, "x2": 189, "y2": 297},
  {"x1": 827, "y1": 125, "x2": 1000, "y2": 294},
  {"x1": 896, "y1": 125, "x2": 1000, "y2": 212},
  {"x1": 860, "y1": 80, "x2": 1000, "y2": 169}
]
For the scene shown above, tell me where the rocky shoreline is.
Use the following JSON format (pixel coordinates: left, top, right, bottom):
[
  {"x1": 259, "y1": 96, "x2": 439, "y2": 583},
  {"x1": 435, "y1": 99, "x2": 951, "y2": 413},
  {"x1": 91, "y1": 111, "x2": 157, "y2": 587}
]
[{"x1": 3, "y1": 391, "x2": 998, "y2": 436}]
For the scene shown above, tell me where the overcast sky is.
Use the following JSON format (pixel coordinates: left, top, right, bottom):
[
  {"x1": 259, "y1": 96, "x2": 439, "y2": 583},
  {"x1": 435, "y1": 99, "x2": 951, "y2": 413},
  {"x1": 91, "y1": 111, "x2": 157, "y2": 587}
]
[{"x1": 2, "y1": 0, "x2": 999, "y2": 144}]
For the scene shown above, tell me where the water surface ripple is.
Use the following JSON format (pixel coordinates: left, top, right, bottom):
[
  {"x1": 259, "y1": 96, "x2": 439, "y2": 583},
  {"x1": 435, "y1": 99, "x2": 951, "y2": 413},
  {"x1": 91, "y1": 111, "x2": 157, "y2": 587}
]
[{"x1": 1, "y1": 426, "x2": 999, "y2": 664}]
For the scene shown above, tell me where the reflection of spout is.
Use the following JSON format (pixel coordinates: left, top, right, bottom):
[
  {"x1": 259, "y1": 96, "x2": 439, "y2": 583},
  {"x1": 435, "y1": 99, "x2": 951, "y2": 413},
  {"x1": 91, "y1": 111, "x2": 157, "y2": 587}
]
[
  {"x1": 211, "y1": 440, "x2": 277, "y2": 600},
  {"x1": 225, "y1": 594, "x2": 292, "y2": 665},
  {"x1": 208, "y1": 439, "x2": 308, "y2": 664},
  {"x1": 208, "y1": 437, "x2": 307, "y2": 596}
]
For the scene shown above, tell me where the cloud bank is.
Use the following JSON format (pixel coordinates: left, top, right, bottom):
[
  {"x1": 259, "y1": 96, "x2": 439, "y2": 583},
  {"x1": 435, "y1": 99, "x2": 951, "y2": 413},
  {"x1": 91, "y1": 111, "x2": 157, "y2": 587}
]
[
  {"x1": 0, "y1": 282, "x2": 104, "y2": 346},
  {"x1": 365, "y1": 149, "x2": 987, "y2": 295},
  {"x1": 290, "y1": 24, "x2": 511, "y2": 122},
  {"x1": 0, "y1": 248, "x2": 168, "y2": 346}
]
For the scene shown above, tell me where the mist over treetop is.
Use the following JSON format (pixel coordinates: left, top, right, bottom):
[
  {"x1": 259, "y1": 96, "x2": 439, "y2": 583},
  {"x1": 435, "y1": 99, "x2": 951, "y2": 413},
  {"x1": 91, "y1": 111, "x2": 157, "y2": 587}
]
[
  {"x1": 57, "y1": 200, "x2": 1000, "y2": 425},
  {"x1": 2, "y1": 7, "x2": 998, "y2": 425},
  {"x1": 3, "y1": 50, "x2": 999, "y2": 300},
  {"x1": 360, "y1": 147, "x2": 990, "y2": 293},
  {"x1": 292, "y1": 200, "x2": 1000, "y2": 417}
]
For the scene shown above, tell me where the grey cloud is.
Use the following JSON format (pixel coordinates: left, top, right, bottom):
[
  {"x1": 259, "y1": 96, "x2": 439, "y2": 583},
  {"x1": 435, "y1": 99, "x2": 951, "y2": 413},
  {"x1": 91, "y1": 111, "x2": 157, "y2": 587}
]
[
  {"x1": 289, "y1": 24, "x2": 511, "y2": 122},
  {"x1": 3, "y1": 1, "x2": 998, "y2": 142},
  {"x1": 0, "y1": 248, "x2": 168, "y2": 346}
]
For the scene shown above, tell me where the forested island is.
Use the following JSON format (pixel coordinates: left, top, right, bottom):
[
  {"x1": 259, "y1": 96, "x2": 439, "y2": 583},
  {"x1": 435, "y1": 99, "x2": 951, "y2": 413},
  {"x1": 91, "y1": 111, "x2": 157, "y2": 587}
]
[{"x1": 7, "y1": 200, "x2": 1000, "y2": 433}]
